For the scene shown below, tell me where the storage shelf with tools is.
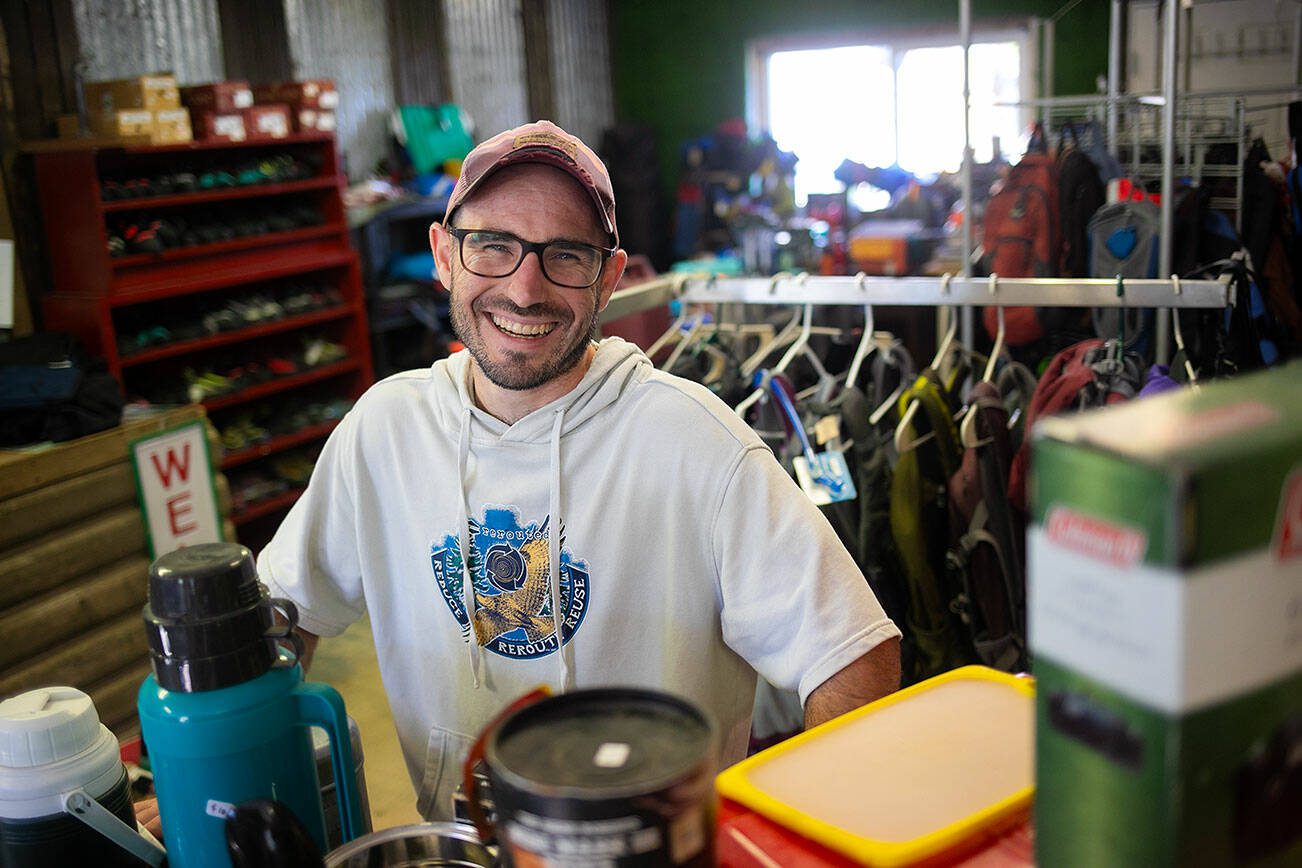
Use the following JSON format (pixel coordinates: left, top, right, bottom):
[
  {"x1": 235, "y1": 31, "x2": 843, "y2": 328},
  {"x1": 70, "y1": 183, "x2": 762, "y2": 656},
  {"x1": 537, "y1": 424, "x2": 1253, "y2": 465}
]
[{"x1": 31, "y1": 133, "x2": 373, "y2": 552}]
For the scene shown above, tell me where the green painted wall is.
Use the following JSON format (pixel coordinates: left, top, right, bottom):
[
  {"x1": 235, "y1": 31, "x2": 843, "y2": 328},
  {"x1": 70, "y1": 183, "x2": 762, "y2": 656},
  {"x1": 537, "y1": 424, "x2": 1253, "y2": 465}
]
[{"x1": 610, "y1": 0, "x2": 1110, "y2": 194}]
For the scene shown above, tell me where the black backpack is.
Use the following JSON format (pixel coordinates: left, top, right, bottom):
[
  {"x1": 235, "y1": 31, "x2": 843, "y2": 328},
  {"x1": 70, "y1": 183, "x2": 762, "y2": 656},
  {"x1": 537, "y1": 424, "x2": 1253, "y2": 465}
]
[
  {"x1": 1057, "y1": 126, "x2": 1106, "y2": 278},
  {"x1": 0, "y1": 333, "x2": 124, "y2": 446}
]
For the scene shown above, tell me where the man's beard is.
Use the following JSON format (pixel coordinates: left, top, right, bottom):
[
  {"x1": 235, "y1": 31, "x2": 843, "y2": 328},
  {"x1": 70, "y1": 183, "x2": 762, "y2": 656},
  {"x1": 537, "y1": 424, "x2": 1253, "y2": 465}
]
[{"x1": 450, "y1": 285, "x2": 601, "y2": 391}]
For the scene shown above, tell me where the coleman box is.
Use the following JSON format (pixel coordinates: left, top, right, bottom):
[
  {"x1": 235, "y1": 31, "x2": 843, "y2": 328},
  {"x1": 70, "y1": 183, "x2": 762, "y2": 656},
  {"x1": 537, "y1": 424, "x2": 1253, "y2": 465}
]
[
  {"x1": 1029, "y1": 361, "x2": 1302, "y2": 867},
  {"x1": 83, "y1": 74, "x2": 180, "y2": 113},
  {"x1": 180, "y1": 81, "x2": 253, "y2": 114}
]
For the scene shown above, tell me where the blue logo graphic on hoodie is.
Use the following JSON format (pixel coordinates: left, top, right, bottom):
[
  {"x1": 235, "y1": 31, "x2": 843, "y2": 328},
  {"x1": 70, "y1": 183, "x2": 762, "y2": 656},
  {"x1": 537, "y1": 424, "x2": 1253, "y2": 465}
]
[{"x1": 431, "y1": 506, "x2": 590, "y2": 659}]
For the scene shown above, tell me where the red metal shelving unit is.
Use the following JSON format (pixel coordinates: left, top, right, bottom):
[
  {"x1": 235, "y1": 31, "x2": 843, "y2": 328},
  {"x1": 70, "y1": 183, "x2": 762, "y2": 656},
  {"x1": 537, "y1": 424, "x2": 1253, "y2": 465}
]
[{"x1": 31, "y1": 134, "x2": 373, "y2": 551}]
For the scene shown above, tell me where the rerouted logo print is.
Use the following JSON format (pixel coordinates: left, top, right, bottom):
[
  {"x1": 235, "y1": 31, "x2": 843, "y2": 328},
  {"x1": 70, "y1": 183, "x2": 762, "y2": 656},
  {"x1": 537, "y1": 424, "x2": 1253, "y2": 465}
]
[{"x1": 431, "y1": 506, "x2": 590, "y2": 658}]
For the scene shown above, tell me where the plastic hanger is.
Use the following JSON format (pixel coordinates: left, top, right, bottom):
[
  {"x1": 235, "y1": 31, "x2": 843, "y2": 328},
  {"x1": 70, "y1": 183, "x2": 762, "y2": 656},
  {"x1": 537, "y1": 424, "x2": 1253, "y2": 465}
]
[
  {"x1": 740, "y1": 272, "x2": 805, "y2": 377},
  {"x1": 842, "y1": 272, "x2": 877, "y2": 392},
  {"x1": 1170, "y1": 273, "x2": 1199, "y2": 386},
  {"x1": 644, "y1": 272, "x2": 694, "y2": 362},
  {"x1": 895, "y1": 273, "x2": 959, "y2": 453},
  {"x1": 960, "y1": 274, "x2": 1005, "y2": 448}
]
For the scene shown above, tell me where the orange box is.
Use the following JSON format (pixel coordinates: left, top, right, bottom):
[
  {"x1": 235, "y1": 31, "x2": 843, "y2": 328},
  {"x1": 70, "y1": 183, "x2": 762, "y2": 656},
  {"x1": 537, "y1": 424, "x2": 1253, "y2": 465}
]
[
  {"x1": 90, "y1": 109, "x2": 154, "y2": 140},
  {"x1": 849, "y1": 235, "x2": 909, "y2": 276}
]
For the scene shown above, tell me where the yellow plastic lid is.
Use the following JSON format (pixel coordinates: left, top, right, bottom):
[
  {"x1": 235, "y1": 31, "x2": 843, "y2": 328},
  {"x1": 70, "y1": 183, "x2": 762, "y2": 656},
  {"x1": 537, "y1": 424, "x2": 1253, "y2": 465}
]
[{"x1": 716, "y1": 666, "x2": 1034, "y2": 867}]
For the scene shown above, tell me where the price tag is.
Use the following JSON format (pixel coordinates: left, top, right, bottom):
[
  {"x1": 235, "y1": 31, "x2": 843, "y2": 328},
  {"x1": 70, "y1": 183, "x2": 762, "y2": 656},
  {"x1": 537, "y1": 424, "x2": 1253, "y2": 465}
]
[
  {"x1": 793, "y1": 451, "x2": 858, "y2": 505},
  {"x1": 813, "y1": 414, "x2": 840, "y2": 445}
]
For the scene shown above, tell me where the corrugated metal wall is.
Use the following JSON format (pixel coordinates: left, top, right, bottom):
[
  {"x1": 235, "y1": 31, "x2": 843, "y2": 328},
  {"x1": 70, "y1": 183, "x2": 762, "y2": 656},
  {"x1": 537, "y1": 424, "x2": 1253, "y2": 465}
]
[
  {"x1": 71, "y1": 0, "x2": 223, "y2": 84},
  {"x1": 283, "y1": 0, "x2": 394, "y2": 179},
  {"x1": 63, "y1": 0, "x2": 613, "y2": 178},
  {"x1": 546, "y1": 0, "x2": 613, "y2": 146},
  {"x1": 443, "y1": 0, "x2": 529, "y2": 140}
]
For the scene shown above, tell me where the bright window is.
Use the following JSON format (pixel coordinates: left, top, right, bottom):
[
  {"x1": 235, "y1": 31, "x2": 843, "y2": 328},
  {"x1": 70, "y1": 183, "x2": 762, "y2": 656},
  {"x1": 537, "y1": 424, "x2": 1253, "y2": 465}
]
[{"x1": 758, "y1": 34, "x2": 1028, "y2": 205}]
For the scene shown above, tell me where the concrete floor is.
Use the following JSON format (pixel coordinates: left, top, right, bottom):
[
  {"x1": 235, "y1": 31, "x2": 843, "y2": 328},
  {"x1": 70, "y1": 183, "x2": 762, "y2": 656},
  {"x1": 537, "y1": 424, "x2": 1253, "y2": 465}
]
[{"x1": 309, "y1": 615, "x2": 423, "y2": 832}]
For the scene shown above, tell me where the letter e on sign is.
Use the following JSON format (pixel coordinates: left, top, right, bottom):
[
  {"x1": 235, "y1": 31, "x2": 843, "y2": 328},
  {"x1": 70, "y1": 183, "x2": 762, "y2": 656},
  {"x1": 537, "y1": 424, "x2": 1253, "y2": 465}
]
[
  {"x1": 1276, "y1": 469, "x2": 1302, "y2": 562},
  {"x1": 131, "y1": 421, "x2": 222, "y2": 558}
]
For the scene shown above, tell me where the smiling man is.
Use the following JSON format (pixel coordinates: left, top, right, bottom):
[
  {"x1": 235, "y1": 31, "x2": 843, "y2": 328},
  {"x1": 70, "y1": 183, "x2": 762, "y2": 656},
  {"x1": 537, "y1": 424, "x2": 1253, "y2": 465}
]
[{"x1": 253, "y1": 120, "x2": 901, "y2": 821}]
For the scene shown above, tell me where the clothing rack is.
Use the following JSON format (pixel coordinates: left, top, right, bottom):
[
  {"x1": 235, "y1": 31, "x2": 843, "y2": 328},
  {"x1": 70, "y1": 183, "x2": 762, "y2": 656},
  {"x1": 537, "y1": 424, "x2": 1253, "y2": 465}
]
[{"x1": 603, "y1": 272, "x2": 1231, "y2": 323}]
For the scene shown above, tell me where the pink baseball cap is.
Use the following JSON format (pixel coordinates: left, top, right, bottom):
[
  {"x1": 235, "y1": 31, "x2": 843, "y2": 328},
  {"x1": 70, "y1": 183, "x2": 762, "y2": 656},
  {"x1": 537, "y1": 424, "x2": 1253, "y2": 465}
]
[{"x1": 442, "y1": 119, "x2": 619, "y2": 246}]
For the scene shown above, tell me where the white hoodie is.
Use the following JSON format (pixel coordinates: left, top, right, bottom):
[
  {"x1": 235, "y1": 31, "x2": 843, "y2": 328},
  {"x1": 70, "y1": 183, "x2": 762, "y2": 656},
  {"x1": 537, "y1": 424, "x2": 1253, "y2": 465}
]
[{"x1": 258, "y1": 338, "x2": 898, "y2": 819}]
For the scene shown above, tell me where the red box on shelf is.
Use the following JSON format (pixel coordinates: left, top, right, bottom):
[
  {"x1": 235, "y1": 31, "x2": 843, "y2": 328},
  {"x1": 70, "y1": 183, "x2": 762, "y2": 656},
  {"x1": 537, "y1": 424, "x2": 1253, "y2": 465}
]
[
  {"x1": 180, "y1": 80, "x2": 254, "y2": 114},
  {"x1": 191, "y1": 110, "x2": 247, "y2": 143},
  {"x1": 253, "y1": 79, "x2": 338, "y2": 111},
  {"x1": 243, "y1": 104, "x2": 292, "y2": 141},
  {"x1": 294, "y1": 107, "x2": 337, "y2": 133}
]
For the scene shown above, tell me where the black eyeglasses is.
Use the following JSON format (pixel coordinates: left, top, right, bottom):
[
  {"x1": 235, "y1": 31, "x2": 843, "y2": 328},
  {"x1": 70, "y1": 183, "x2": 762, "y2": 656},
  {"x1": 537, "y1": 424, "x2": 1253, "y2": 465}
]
[{"x1": 446, "y1": 227, "x2": 615, "y2": 289}]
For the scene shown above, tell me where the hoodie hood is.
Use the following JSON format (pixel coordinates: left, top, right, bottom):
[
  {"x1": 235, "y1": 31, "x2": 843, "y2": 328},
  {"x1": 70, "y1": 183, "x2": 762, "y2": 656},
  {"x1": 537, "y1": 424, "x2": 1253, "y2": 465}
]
[
  {"x1": 432, "y1": 337, "x2": 651, "y2": 442},
  {"x1": 433, "y1": 337, "x2": 652, "y2": 693}
]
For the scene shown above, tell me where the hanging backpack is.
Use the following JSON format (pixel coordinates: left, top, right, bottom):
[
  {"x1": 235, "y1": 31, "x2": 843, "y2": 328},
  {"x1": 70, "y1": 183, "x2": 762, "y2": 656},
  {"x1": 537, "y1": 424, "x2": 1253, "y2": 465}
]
[
  {"x1": 947, "y1": 380, "x2": 1026, "y2": 673},
  {"x1": 982, "y1": 129, "x2": 1061, "y2": 346},
  {"x1": 889, "y1": 370, "x2": 973, "y2": 683},
  {"x1": 1058, "y1": 125, "x2": 1107, "y2": 278},
  {"x1": 1006, "y1": 338, "x2": 1139, "y2": 513}
]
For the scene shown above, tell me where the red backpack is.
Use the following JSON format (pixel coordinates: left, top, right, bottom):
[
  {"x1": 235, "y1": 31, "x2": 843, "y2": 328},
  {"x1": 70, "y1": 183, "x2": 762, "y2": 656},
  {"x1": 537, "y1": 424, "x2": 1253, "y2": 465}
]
[{"x1": 982, "y1": 143, "x2": 1062, "y2": 345}]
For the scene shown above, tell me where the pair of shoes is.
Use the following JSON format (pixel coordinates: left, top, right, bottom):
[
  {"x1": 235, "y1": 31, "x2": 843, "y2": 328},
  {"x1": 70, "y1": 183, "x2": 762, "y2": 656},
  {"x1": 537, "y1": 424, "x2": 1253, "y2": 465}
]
[
  {"x1": 184, "y1": 368, "x2": 233, "y2": 403},
  {"x1": 302, "y1": 338, "x2": 347, "y2": 368}
]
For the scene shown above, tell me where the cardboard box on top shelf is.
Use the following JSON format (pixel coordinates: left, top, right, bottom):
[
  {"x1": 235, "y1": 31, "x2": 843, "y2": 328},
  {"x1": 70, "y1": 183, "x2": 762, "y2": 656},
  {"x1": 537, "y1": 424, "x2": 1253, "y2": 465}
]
[
  {"x1": 253, "y1": 78, "x2": 338, "y2": 111},
  {"x1": 191, "y1": 110, "x2": 247, "y2": 143},
  {"x1": 1029, "y1": 361, "x2": 1302, "y2": 867},
  {"x1": 294, "y1": 107, "x2": 337, "y2": 133},
  {"x1": 90, "y1": 109, "x2": 154, "y2": 141},
  {"x1": 179, "y1": 80, "x2": 254, "y2": 114},
  {"x1": 242, "y1": 104, "x2": 292, "y2": 141},
  {"x1": 83, "y1": 74, "x2": 180, "y2": 114},
  {"x1": 152, "y1": 108, "x2": 193, "y2": 144}
]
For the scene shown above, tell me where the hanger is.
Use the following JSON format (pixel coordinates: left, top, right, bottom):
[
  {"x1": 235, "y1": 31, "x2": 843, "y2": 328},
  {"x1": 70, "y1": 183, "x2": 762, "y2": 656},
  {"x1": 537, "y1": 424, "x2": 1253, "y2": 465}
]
[
  {"x1": 894, "y1": 273, "x2": 959, "y2": 452},
  {"x1": 740, "y1": 272, "x2": 805, "y2": 377},
  {"x1": 1170, "y1": 273, "x2": 1199, "y2": 386},
  {"x1": 960, "y1": 274, "x2": 1005, "y2": 448},
  {"x1": 842, "y1": 271, "x2": 877, "y2": 392},
  {"x1": 644, "y1": 272, "x2": 694, "y2": 362},
  {"x1": 735, "y1": 273, "x2": 821, "y2": 417}
]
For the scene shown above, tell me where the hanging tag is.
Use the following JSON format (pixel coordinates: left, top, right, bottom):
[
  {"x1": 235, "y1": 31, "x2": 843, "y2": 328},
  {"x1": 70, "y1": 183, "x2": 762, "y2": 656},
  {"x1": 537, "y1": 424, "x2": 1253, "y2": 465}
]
[
  {"x1": 813, "y1": 414, "x2": 840, "y2": 446},
  {"x1": 793, "y1": 450, "x2": 857, "y2": 506}
]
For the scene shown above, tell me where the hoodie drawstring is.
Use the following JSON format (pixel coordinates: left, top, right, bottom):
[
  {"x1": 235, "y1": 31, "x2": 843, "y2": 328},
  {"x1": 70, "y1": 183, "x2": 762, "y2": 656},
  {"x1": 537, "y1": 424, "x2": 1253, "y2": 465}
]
[
  {"x1": 457, "y1": 406, "x2": 482, "y2": 689},
  {"x1": 549, "y1": 407, "x2": 573, "y2": 691}
]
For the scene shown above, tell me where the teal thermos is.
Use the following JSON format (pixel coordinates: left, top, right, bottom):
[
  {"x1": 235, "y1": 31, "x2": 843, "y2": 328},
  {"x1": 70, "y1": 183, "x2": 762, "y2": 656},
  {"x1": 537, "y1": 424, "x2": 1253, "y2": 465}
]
[{"x1": 137, "y1": 543, "x2": 363, "y2": 867}]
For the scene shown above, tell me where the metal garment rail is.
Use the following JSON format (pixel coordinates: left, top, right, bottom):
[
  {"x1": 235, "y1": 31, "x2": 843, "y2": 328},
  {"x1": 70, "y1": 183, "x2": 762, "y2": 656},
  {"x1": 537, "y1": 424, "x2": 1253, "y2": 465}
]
[{"x1": 602, "y1": 273, "x2": 1231, "y2": 320}]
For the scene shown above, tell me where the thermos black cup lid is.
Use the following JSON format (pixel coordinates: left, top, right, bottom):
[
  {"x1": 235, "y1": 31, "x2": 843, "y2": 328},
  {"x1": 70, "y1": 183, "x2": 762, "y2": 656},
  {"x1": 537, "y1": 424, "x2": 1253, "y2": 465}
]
[
  {"x1": 144, "y1": 543, "x2": 286, "y2": 692},
  {"x1": 148, "y1": 542, "x2": 262, "y2": 620}
]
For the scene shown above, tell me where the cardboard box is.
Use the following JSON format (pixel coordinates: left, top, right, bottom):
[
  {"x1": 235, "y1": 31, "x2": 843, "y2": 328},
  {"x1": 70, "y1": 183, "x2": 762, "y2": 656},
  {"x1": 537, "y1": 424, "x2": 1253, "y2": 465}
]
[
  {"x1": 243, "y1": 104, "x2": 291, "y2": 140},
  {"x1": 190, "y1": 110, "x2": 247, "y2": 143},
  {"x1": 152, "y1": 108, "x2": 193, "y2": 144},
  {"x1": 1029, "y1": 362, "x2": 1302, "y2": 866},
  {"x1": 90, "y1": 109, "x2": 154, "y2": 140},
  {"x1": 55, "y1": 114, "x2": 86, "y2": 139},
  {"x1": 83, "y1": 74, "x2": 179, "y2": 113},
  {"x1": 294, "y1": 107, "x2": 337, "y2": 132},
  {"x1": 180, "y1": 80, "x2": 253, "y2": 114},
  {"x1": 253, "y1": 78, "x2": 338, "y2": 110}
]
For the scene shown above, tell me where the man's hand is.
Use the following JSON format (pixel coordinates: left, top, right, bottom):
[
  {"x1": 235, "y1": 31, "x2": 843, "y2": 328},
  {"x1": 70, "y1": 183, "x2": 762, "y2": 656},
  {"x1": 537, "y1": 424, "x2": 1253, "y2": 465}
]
[
  {"x1": 803, "y1": 636, "x2": 901, "y2": 729},
  {"x1": 135, "y1": 797, "x2": 162, "y2": 838}
]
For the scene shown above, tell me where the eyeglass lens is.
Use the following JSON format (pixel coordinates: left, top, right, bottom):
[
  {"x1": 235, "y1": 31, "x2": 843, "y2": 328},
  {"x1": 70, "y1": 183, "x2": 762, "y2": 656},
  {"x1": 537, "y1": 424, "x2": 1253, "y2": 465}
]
[{"x1": 458, "y1": 231, "x2": 603, "y2": 288}]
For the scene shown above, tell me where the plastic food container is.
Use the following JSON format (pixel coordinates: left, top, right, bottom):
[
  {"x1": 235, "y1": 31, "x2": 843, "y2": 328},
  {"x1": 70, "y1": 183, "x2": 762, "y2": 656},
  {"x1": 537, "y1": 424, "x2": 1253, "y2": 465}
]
[{"x1": 715, "y1": 666, "x2": 1034, "y2": 867}]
